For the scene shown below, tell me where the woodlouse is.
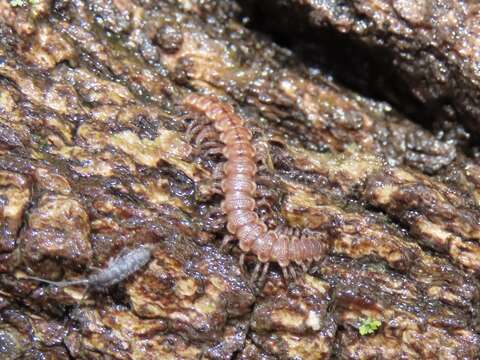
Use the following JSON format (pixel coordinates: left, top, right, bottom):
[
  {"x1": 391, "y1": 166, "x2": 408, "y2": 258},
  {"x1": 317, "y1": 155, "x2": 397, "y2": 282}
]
[
  {"x1": 23, "y1": 245, "x2": 153, "y2": 289},
  {"x1": 184, "y1": 94, "x2": 326, "y2": 280}
]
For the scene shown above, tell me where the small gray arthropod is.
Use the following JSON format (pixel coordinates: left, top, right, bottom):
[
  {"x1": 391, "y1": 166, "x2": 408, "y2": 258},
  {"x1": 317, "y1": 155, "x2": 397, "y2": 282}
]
[{"x1": 24, "y1": 245, "x2": 154, "y2": 289}]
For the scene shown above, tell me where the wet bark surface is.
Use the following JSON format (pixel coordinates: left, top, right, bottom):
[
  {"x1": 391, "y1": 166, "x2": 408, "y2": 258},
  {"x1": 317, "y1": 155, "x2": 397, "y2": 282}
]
[
  {"x1": 242, "y1": 0, "x2": 480, "y2": 140},
  {"x1": 0, "y1": 0, "x2": 479, "y2": 359}
]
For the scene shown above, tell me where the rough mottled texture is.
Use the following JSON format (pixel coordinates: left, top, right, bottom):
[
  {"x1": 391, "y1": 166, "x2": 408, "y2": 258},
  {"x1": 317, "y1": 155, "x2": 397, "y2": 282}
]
[
  {"x1": 243, "y1": 0, "x2": 480, "y2": 139},
  {"x1": 0, "y1": 0, "x2": 479, "y2": 359}
]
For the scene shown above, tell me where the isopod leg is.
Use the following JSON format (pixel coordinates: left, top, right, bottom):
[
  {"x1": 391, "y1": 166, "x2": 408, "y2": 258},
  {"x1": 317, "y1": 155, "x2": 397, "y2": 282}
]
[{"x1": 73, "y1": 286, "x2": 91, "y2": 312}]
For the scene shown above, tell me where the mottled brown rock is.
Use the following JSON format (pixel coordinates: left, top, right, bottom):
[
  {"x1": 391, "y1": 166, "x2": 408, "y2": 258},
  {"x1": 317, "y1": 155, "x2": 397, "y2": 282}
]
[
  {"x1": 251, "y1": 273, "x2": 335, "y2": 359},
  {"x1": 364, "y1": 167, "x2": 480, "y2": 273},
  {"x1": 0, "y1": 307, "x2": 69, "y2": 360},
  {"x1": 128, "y1": 243, "x2": 254, "y2": 342},
  {"x1": 20, "y1": 194, "x2": 92, "y2": 275},
  {"x1": 243, "y1": 0, "x2": 480, "y2": 138},
  {"x1": 0, "y1": 170, "x2": 30, "y2": 253},
  {"x1": 318, "y1": 258, "x2": 480, "y2": 359}
]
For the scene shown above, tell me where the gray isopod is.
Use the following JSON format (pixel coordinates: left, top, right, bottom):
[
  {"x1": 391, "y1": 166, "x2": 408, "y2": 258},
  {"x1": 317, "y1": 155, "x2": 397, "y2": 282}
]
[{"x1": 24, "y1": 245, "x2": 153, "y2": 288}]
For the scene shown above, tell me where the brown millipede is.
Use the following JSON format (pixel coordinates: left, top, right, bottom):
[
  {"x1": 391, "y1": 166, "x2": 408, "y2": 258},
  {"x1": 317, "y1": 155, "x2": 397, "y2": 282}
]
[{"x1": 184, "y1": 94, "x2": 326, "y2": 279}]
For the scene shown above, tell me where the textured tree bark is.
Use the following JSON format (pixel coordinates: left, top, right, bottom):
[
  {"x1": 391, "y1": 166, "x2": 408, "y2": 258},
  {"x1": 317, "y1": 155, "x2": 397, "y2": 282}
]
[
  {"x1": 242, "y1": 0, "x2": 480, "y2": 137},
  {"x1": 0, "y1": 0, "x2": 479, "y2": 359}
]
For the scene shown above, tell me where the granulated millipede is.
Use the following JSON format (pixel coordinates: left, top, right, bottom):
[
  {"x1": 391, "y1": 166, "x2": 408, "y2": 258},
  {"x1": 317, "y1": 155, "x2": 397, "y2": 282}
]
[{"x1": 184, "y1": 94, "x2": 326, "y2": 279}]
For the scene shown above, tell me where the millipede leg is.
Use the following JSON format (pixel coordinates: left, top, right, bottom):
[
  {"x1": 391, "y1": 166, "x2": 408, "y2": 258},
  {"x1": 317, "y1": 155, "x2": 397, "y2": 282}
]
[
  {"x1": 282, "y1": 267, "x2": 289, "y2": 284},
  {"x1": 239, "y1": 253, "x2": 246, "y2": 274},
  {"x1": 186, "y1": 119, "x2": 205, "y2": 141},
  {"x1": 204, "y1": 146, "x2": 224, "y2": 157},
  {"x1": 208, "y1": 215, "x2": 226, "y2": 232},
  {"x1": 288, "y1": 265, "x2": 297, "y2": 281},
  {"x1": 212, "y1": 164, "x2": 224, "y2": 180},
  {"x1": 257, "y1": 199, "x2": 273, "y2": 224},
  {"x1": 258, "y1": 262, "x2": 270, "y2": 286},
  {"x1": 221, "y1": 234, "x2": 234, "y2": 250},
  {"x1": 306, "y1": 260, "x2": 313, "y2": 272},
  {"x1": 195, "y1": 125, "x2": 217, "y2": 146},
  {"x1": 250, "y1": 262, "x2": 262, "y2": 284},
  {"x1": 300, "y1": 261, "x2": 308, "y2": 272},
  {"x1": 259, "y1": 213, "x2": 275, "y2": 230},
  {"x1": 308, "y1": 262, "x2": 319, "y2": 275},
  {"x1": 256, "y1": 175, "x2": 275, "y2": 187},
  {"x1": 209, "y1": 180, "x2": 223, "y2": 195},
  {"x1": 201, "y1": 140, "x2": 224, "y2": 149},
  {"x1": 254, "y1": 140, "x2": 274, "y2": 171},
  {"x1": 256, "y1": 198, "x2": 272, "y2": 211}
]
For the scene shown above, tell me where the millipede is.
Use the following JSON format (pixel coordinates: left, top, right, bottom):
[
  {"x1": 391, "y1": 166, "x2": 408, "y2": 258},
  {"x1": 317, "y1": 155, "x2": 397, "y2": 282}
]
[{"x1": 184, "y1": 94, "x2": 326, "y2": 281}]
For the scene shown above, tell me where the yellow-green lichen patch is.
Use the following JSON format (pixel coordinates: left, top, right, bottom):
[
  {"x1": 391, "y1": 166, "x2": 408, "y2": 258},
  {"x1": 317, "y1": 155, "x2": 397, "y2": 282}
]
[{"x1": 358, "y1": 318, "x2": 381, "y2": 336}]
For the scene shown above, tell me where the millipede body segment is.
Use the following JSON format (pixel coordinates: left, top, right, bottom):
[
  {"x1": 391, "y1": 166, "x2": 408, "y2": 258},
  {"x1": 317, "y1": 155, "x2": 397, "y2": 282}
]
[{"x1": 184, "y1": 94, "x2": 325, "y2": 270}]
